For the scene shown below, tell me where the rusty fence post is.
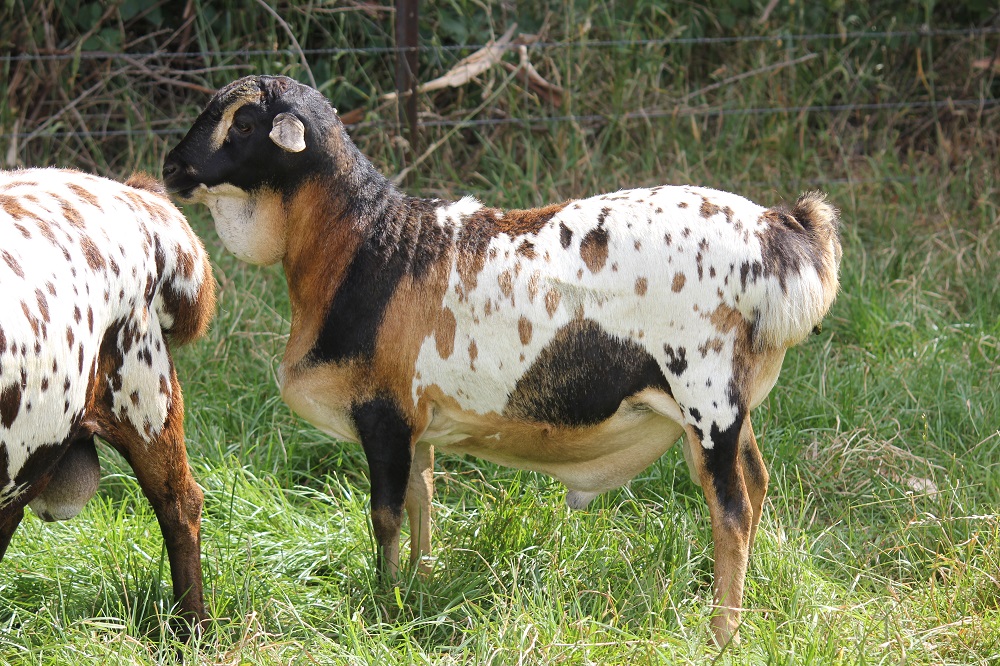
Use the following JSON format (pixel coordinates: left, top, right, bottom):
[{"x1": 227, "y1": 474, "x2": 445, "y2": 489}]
[{"x1": 395, "y1": 0, "x2": 419, "y2": 156}]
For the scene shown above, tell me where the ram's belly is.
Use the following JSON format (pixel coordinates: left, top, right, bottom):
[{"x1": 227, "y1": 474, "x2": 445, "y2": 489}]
[{"x1": 424, "y1": 390, "x2": 686, "y2": 492}]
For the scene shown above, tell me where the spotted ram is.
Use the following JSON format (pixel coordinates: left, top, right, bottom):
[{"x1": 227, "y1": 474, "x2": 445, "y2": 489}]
[
  {"x1": 163, "y1": 75, "x2": 841, "y2": 645},
  {"x1": 0, "y1": 168, "x2": 215, "y2": 632}
]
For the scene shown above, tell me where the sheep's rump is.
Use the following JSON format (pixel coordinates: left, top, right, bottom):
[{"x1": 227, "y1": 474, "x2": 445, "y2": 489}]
[{"x1": 0, "y1": 168, "x2": 213, "y2": 507}]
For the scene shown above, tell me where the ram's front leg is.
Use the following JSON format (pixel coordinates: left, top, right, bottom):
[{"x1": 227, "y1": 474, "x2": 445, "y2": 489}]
[{"x1": 352, "y1": 397, "x2": 413, "y2": 578}]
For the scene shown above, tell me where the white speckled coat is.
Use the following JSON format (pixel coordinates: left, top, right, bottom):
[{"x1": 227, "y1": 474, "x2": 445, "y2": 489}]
[
  {"x1": 0, "y1": 167, "x2": 214, "y2": 630},
  {"x1": 164, "y1": 74, "x2": 842, "y2": 646}
]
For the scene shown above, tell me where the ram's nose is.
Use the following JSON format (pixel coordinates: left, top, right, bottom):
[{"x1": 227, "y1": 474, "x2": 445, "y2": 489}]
[
  {"x1": 162, "y1": 153, "x2": 182, "y2": 180},
  {"x1": 162, "y1": 152, "x2": 196, "y2": 197},
  {"x1": 162, "y1": 161, "x2": 178, "y2": 179}
]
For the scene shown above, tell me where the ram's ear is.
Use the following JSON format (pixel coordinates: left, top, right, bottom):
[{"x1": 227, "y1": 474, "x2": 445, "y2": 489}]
[{"x1": 269, "y1": 112, "x2": 306, "y2": 152}]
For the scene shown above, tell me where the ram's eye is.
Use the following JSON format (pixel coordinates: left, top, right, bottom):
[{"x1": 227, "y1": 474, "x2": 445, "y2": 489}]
[{"x1": 232, "y1": 119, "x2": 252, "y2": 135}]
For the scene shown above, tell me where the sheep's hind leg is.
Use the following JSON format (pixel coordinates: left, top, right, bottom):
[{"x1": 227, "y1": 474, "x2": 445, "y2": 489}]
[
  {"x1": 105, "y1": 368, "x2": 206, "y2": 635},
  {"x1": 405, "y1": 441, "x2": 434, "y2": 573},
  {"x1": 0, "y1": 506, "x2": 25, "y2": 560},
  {"x1": 740, "y1": 420, "x2": 769, "y2": 553},
  {"x1": 686, "y1": 416, "x2": 754, "y2": 648}
]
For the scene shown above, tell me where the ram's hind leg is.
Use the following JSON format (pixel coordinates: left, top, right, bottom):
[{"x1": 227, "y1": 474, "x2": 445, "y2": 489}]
[
  {"x1": 740, "y1": 421, "x2": 769, "y2": 553},
  {"x1": 102, "y1": 365, "x2": 206, "y2": 634},
  {"x1": 405, "y1": 441, "x2": 433, "y2": 573},
  {"x1": 687, "y1": 415, "x2": 754, "y2": 648},
  {"x1": 0, "y1": 506, "x2": 25, "y2": 560}
]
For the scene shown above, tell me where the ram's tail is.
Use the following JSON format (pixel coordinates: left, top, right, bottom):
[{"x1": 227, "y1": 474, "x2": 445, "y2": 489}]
[
  {"x1": 127, "y1": 172, "x2": 217, "y2": 346},
  {"x1": 749, "y1": 191, "x2": 842, "y2": 350}
]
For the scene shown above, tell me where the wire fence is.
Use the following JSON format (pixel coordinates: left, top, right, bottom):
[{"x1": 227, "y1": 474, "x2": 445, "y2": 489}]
[
  {"x1": 3, "y1": 20, "x2": 998, "y2": 187},
  {"x1": 4, "y1": 26, "x2": 1000, "y2": 62}
]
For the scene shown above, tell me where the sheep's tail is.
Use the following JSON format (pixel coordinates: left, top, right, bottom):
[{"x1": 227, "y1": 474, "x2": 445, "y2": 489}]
[
  {"x1": 157, "y1": 243, "x2": 216, "y2": 346},
  {"x1": 127, "y1": 172, "x2": 217, "y2": 346},
  {"x1": 748, "y1": 191, "x2": 842, "y2": 350}
]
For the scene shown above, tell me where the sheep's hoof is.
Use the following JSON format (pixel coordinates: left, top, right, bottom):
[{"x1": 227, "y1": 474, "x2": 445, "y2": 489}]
[{"x1": 565, "y1": 490, "x2": 600, "y2": 510}]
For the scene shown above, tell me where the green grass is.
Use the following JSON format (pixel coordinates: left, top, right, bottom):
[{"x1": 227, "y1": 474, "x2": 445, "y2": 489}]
[{"x1": 2, "y1": 1, "x2": 999, "y2": 663}]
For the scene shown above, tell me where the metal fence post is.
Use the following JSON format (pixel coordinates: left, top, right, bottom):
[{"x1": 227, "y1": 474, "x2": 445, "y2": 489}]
[{"x1": 395, "y1": 0, "x2": 419, "y2": 155}]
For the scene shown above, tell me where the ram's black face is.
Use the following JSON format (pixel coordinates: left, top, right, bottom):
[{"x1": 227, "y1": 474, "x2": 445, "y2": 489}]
[
  {"x1": 163, "y1": 75, "x2": 333, "y2": 201},
  {"x1": 163, "y1": 75, "x2": 342, "y2": 265}
]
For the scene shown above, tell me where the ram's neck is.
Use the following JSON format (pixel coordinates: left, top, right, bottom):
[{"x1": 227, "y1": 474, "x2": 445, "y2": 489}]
[{"x1": 280, "y1": 146, "x2": 456, "y2": 369}]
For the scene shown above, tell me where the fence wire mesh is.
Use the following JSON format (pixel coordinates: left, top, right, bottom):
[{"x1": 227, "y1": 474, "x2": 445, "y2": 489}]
[{"x1": 2, "y1": 18, "x2": 997, "y2": 189}]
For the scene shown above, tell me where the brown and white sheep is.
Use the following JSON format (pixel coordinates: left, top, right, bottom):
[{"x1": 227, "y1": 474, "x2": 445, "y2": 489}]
[
  {"x1": 163, "y1": 75, "x2": 841, "y2": 645},
  {"x1": 0, "y1": 168, "x2": 215, "y2": 633}
]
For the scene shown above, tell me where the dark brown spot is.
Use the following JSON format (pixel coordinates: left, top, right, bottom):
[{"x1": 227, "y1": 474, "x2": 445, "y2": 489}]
[
  {"x1": 79, "y1": 236, "x2": 106, "y2": 271},
  {"x1": 700, "y1": 198, "x2": 721, "y2": 219},
  {"x1": 516, "y1": 240, "x2": 537, "y2": 260},
  {"x1": 1, "y1": 250, "x2": 23, "y2": 277},
  {"x1": 580, "y1": 226, "x2": 609, "y2": 273},
  {"x1": 663, "y1": 344, "x2": 688, "y2": 375},
  {"x1": 518, "y1": 316, "x2": 533, "y2": 345},
  {"x1": 672, "y1": 273, "x2": 686, "y2": 292},
  {"x1": 559, "y1": 223, "x2": 573, "y2": 249},
  {"x1": 59, "y1": 199, "x2": 85, "y2": 228},
  {"x1": 0, "y1": 381, "x2": 21, "y2": 428},
  {"x1": 635, "y1": 277, "x2": 648, "y2": 296},
  {"x1": 67, "y1": 182, "x2": 103, "y2": 208}
]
